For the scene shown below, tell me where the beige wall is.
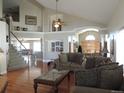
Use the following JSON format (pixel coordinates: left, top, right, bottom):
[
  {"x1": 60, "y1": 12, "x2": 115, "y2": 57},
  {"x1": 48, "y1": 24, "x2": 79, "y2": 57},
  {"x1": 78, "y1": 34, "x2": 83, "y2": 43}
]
[{"x1": 0, "y1": 0, "x2": 2, "y2": 18}]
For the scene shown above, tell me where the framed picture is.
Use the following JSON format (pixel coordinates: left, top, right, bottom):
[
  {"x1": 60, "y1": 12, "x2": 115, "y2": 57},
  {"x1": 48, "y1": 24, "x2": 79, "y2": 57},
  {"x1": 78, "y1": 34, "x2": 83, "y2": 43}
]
[
  {"x1": 51, "y1": 42, "x2": 55, "y2": 47},
  {"x1": 25, "y1": 15, "x2": 37, "y2": 25}
]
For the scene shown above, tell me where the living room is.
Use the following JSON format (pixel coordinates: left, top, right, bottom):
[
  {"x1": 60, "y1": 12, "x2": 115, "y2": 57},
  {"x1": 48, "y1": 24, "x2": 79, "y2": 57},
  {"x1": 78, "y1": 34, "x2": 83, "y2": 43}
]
[{"x1": 0, "y1": 0, "x2": 124, "y2": 93}]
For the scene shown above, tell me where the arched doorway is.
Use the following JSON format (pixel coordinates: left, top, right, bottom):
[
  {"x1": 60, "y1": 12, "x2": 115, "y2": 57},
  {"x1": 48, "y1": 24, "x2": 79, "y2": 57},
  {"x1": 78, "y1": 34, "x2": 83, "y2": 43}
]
[
  {"x1": 77, "y1": 28, "x2": 101, "y2": 55},
  {"x1": 116, "y1": 30, "x2": 124, "y2": 65}
]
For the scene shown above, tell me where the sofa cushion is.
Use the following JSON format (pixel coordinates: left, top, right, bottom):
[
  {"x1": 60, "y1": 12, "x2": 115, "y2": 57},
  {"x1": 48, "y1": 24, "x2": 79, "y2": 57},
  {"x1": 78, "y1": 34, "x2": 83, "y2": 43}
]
[
  {"x1": 75, "y1": 68, "x2": 97, "y2": 87},
  {"x1": 120, "y1": 79, "x2": 124, "y2": 91},
  {"x1": 59, "y1": 53, "x2": 68, "y2": 63},
  {"x1": 68, "y1": 53, "x2": 83, "y2": 65},
  {"x1": 99, "y1": 65, "x2": 123, "y2": 90},
  {"x1": 85, "y1": 57, "x2": 96, "y2": 69},
  {"x1": 68, "y1": 53, "x2": 76, "y2": 62},
  {"x1": 74, "y1": 53, "x2": 83, "y2": 65}
]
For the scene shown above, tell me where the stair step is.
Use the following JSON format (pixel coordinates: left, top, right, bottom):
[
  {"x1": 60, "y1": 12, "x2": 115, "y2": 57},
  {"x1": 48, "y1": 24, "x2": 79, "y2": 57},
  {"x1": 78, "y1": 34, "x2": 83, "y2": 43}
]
[
  {"x1": 8, "y1": 44, "x2": 28, "y2": 71},
  {"x1": 8, "y1": 64, "x2": 28, "y2": 71},
  {"x1": 8, "y1": 61, "x2": 26, "y2": 67}
]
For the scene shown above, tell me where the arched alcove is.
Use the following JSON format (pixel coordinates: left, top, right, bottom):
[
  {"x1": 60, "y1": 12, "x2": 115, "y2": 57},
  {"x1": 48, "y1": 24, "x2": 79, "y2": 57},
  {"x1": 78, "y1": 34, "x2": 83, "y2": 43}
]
[{"x1": 77, "y1": 27, "x2": 101, "y2": 54}]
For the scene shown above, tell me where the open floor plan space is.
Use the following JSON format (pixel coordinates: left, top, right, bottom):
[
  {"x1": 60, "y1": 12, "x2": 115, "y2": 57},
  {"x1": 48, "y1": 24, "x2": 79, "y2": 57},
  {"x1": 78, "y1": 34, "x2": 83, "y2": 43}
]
[{"x1": 6, "y1": 63, "x2": 75, "y2": 93}]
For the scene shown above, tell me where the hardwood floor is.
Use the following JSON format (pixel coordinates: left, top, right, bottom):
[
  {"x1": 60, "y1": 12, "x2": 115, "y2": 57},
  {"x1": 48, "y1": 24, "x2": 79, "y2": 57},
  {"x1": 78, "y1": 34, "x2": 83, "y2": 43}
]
[{"x1": 6, "y1": 62, "x2": 75, "y2": 93}]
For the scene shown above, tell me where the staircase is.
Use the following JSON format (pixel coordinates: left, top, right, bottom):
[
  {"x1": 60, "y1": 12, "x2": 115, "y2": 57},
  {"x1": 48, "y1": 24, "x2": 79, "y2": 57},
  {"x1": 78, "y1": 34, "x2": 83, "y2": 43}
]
[{"x1": 8, "y1": 44, "x2": 28, "y2": 71}]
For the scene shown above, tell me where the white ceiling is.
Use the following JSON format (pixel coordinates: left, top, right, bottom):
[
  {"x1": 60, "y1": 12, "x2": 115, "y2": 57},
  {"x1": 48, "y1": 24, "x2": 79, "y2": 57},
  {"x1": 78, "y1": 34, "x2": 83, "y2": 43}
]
[{"x1": 36, "y1": 0, "x2": 120, "y2": 25}]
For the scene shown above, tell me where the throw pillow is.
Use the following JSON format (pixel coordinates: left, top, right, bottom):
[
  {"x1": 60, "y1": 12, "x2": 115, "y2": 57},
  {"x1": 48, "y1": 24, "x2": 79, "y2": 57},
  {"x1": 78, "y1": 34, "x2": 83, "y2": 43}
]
[
  {"x1": 99, "y1": 65, "x2": 123, "y2": 90},
  {"x1": 75, "y1": 68, "x2": 97, "y2": 87},
  {"x1": 59, "y1": 53, "x2": 68, "y2": 63},
  {"x1": 68, "y1": 53, "x2": 75, "y2": 62},
  {"x1": 74, "y1": 53, "x2": 83, "y2": 65}
]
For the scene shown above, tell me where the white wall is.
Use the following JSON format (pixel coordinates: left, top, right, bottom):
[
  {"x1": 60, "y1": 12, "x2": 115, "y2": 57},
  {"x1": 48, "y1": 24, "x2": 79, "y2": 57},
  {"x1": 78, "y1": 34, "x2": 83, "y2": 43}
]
[
  {"x1": 107, "y1": 0, "x2": 124, "y2": 62},
  {"x1": 12, "y1": 31, "x2": 75, "y2": 60},
  {"x1": 43, "y1": 8, "x2": 105, "y2": 32},
  {"x1": 11, "y1": 1, "x2": 105, "y2": 33},
  {"x1": 42, "y1": 31, "x2": 75, "y2": 59},
  {"x1": 0, "y1": 0, "x2": 2, "y2": 18},
  {"x1": 12, "y1": 0, "x2": 43, "y2": 32},
  {"x1": 0, "y1": 21, "x2": 8, "y2": 74}
]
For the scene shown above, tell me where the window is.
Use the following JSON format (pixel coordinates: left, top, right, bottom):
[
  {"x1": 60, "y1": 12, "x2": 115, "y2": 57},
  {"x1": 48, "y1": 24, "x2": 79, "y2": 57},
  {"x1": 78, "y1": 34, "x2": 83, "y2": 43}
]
[
  {"x1": 22, "y1": 43, "x2": 30, "y2": 49},
  {"x1": 33, "y1": 42, "x2": 41, "y2": 52},
  {"x1": 82, "y1": 35, "x2": 100, "y2": 54},
  {"x1": 85, "y1": 35, "x2": 95, "y2": 40},
  {"x1": 81, "y1": 40, "x2": 100, "y2": 54},
  {"x1": 51, "y1": 41, "x2": 63, "y2": 52}
]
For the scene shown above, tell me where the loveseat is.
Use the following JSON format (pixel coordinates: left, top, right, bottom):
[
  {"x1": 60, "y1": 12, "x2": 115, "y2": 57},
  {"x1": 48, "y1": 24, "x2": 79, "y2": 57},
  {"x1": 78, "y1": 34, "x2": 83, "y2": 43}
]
[
  {"x1": 55, "y1": 53, "x2": 84, "y2": 71},
  {"x1": 75, "y1": 63, "x2": 124, "y2": 92}
]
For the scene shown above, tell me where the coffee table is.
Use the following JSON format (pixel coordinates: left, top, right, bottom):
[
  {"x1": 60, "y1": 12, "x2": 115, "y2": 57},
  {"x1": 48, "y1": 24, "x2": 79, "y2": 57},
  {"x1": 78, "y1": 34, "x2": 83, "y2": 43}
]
[
  {"x1": 41, "y1": 59, "x2": 55, "y2": 73},
  {"x1": 34, "y1": 69, "x2": 70, "y2": 93}
]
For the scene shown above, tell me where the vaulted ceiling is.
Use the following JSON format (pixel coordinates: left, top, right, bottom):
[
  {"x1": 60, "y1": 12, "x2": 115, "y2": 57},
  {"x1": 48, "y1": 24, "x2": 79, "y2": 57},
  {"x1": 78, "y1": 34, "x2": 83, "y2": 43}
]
[
  {"x1": 36, "y1": 0, "x2": 121, "y2": 25},
  {"x1": 3, "y1": 0, "x2": 121, "y2": 25}
]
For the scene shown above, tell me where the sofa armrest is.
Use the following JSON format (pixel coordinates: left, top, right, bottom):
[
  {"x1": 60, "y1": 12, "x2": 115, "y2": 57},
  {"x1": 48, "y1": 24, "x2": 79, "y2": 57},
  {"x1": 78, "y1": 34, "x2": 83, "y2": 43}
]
[
  {"x1": 75, "y1": 68, "x2": 97, "y2": 87},
  {"x1": 119, "y1": 77, "x2": 124, "y2": 91},
  {"x1": 53, "y1": 58, "x2": 59, "y2": 68}
]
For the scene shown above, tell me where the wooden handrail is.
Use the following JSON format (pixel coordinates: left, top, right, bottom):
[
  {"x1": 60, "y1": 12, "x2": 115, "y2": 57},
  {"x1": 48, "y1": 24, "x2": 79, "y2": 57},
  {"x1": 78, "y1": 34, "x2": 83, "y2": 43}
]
[
  {"x1": 10, "y1": 31, "x2": 30, "y2": 64},
  {"x1": 10, "y1": 31, "x2": 27, "y2": 50}
]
